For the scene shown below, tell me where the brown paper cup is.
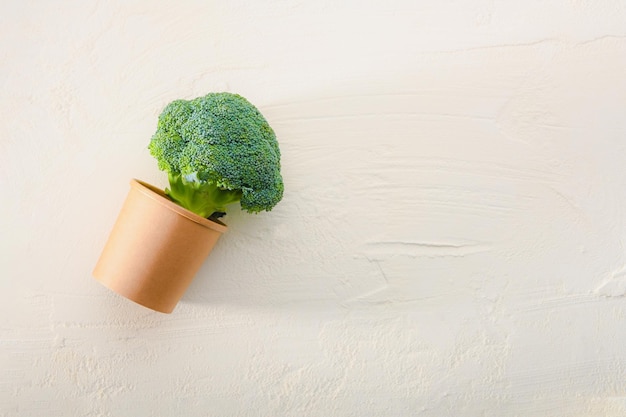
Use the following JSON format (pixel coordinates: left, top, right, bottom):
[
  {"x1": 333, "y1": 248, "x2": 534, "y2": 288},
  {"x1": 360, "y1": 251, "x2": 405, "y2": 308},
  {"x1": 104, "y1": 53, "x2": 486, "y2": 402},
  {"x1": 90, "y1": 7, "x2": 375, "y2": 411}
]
[{"x1": 93, "y1": 179, "x2": 227, "y2": 313}]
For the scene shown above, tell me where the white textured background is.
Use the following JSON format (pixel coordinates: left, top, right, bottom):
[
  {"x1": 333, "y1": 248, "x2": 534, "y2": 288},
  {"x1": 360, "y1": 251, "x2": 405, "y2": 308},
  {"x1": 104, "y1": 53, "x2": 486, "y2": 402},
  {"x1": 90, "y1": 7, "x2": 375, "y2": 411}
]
[{"x1": 2, "y1": 1, "x2": 626, "y2": 416}]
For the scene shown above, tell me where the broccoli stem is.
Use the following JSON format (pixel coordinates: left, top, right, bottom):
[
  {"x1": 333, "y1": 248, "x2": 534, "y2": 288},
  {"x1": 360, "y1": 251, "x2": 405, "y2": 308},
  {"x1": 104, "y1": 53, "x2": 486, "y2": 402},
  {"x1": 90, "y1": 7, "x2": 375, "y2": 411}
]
[{"x1": 166, "y1": 173, "x2": 242, "y2": 219}]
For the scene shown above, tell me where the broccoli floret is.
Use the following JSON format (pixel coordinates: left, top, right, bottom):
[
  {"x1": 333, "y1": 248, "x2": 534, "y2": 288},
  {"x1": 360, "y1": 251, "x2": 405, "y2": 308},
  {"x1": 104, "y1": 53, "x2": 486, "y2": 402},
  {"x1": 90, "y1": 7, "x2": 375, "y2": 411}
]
[{"x1": 149, "y1": 93, "x2": 284, "y2": 218}]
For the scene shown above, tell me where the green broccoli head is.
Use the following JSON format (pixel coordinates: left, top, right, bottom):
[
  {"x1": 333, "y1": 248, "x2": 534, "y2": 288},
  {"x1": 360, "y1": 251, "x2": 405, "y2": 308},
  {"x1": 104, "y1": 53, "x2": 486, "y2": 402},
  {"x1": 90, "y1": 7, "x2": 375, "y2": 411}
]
[{"x1": 149, "y1": 93, "x2": 284, "y2": 218}]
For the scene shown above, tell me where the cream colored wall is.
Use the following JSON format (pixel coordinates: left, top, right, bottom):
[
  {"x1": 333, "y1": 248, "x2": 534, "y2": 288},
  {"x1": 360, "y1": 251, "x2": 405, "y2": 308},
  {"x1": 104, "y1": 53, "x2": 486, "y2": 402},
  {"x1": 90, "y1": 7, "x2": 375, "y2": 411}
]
[{"x1": 2, "y1": 1, "x2": 626, "y2": 416}]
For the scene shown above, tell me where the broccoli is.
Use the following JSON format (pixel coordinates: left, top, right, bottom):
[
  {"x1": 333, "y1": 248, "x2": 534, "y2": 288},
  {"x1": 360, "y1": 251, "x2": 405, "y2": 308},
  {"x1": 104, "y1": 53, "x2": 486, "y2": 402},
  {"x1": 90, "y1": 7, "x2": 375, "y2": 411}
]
[{"x1": 149, "y1": 92, "x2": 284, "y2": 219}]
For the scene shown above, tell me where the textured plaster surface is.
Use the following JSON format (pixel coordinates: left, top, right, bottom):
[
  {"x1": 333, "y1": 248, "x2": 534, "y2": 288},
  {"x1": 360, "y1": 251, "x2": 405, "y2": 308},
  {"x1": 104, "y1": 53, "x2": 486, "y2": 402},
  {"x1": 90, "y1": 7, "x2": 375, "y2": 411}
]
[{"x1": 2, "y1": 1, "x2": 626, "y2": 416}]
